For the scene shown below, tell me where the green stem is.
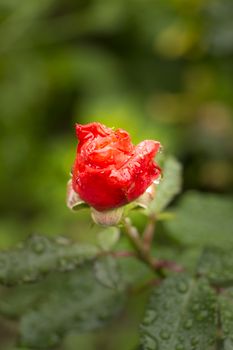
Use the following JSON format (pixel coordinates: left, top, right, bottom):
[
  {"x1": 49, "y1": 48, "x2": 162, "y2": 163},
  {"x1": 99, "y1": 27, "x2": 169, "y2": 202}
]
[
  {"x1": 123, "y1": 217, "x2": 166, "y2": 278},
  {"x1": 143, "y1": 214, "x2": 156, "y2": 253}
]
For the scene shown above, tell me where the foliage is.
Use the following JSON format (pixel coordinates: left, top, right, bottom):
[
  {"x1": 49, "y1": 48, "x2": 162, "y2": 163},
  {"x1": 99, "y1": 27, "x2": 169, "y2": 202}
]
[
  {"x1": 140, "y1": 276, "x2": 217, "y2": 350},
  {"x1": 165, "y1": 192, "x2": 233, "y2": 248},
  {"x1": 148, "y1": 156, "x2": 182, "y2": 215},
  {"x1": 0, "y1": 154, "x2": 232, "y2": 349},
  {"x1": 0, "y1": 235, "x2": 99, "y2": 285},
  {"x1": 20, "y1": 264, "x2": 125, "y2": 348}
]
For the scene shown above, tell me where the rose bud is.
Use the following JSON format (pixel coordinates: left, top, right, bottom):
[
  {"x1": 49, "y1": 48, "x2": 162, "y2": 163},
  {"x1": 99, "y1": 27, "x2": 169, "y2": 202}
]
[{"x1": 70, "y1": 122, "x2": 161, "y2": 219}]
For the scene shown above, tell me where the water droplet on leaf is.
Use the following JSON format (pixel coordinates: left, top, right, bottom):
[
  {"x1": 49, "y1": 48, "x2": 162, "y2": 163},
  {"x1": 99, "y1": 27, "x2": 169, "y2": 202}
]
[
  {"x1": 177, "y1": 280, "x2": 188, "y2": 293},
  {"x1": 184, "y1": 319, "x2": 193, "y2": 329},
  {"x1": 191, "y1": 336, "x2": 199, "y2": 346},
  {"x1": 160, "y1": 330, "x2": 170, "y2": 340},
  {"x1": 59, "y1": 258, "x2": 75, "y2": 271},
  {"x1": 196, "y1": 310, "x2": 208, "y2": 321},
  {"x1": 143, "y1": 335, "x2": 158, "y2": 350},
  {"x1": 144, "y1": 310, "x2": 157, "y2": 324}
]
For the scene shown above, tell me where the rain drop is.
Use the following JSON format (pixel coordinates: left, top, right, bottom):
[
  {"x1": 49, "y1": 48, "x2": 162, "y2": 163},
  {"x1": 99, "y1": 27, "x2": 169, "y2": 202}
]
[
  {"x1": 184, "y1": 319, "x2": 193, "y2": 330},
  {"x1": 196, "y1": 310, "x2": 208, "y2": 321},
  {"x1": 160, "y1": 330, "x2": 170, "y2": 340},
  {"x1": 144, "y1": 310, "x2": 158, "y2": 324},
  {"x1": 32, "y1": 241, "x2": 45, "y2": 254},
  {"x1": 30, "y1": 237, "x2": 47, "y2": 254},
  {"x1": 59, "y1": 258, "x2": 75, "y2": 271},
  {"x1": 153, "y1": 176, "x2": 161, "y2": 185},
  {"x1": 143, "y1": 335, "x2": 158, "y2": 350},
  {"x1": 158, "y1": 145, "x2": 164, "y2": 153},
  {"x1": 177, "y1": 280, "x2": 188, "y2": 293},
  {"x1": 163, "y1": 301, "x2": 170, "y2": 310},
  {"x1": 191, "y1": 336, "x2": 199, "y2": 346}
]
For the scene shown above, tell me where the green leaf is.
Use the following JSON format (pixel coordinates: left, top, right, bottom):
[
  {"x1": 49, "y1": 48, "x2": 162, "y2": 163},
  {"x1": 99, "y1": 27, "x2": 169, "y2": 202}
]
[
  {"x1": 219, "y1": 288, "x2": 233, "y2": 350},
  {"x1": 97, "y1": 227, "x2": 120, "y2": 251},
  {"x1": 94, "y1": 256, "x2": 122, "y2": 290},
  {"x1": 20, "y1": 264, "x2": 125, "y2": 348},
  {"x1": 0, "y1": 284, "x2": 44, "y2": 318},
  {"x1": 165, "y1": 192, "x2": 233, "y2": 248},
  {"x1": 148, "y1": 156, "x2": 182, "y2": 215},
  {"x1": 140, "y1": 275, "x2": 217, "y2": 350},
  {"x1": 0, "y1": 235, "x2": 99, "y2": 285},
  {"x1": 197, "y1": 247, "x2": 233, "y2": 287}
]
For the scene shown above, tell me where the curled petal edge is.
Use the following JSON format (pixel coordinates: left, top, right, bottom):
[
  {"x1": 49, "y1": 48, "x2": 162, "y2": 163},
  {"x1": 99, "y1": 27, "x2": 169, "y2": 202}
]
[{"x1": 67, "y1": 179, "x2": 88, "y2": 211}]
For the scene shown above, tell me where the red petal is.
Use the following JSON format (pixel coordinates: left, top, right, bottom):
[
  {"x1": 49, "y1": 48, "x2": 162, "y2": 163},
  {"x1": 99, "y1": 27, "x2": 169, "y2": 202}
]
[{"x1": 75, "y1": 122, "x2": 112, "y2": 141}]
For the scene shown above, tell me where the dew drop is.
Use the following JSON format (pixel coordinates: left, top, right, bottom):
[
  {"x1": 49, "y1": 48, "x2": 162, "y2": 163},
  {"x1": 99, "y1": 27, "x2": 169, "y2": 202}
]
[
  {"x1": 177, "y1": 280, "x2": 188, "y2": 293},
  {"x1": 184, "y1": 319, "x2": 193, "y2": 330},
  {"x1": 191, "y1": 336, "x2": 199, "y2": 346},
  {"x1": 160, "y1": 330, "x2": 170, "y2": 340},
  {"x1": 144, "y1": 310, "x2": 158, "y2": 324},
  {"x1": 33, "y1": 242, "x2": 45, "y2": 254},
  {"x1": 153, "y1": 175, "x2": 161, "y2": 185},
  {"x1": 30, "y1": 237, "x2": 47, "y2": 254},
  {"x1": 196, "y1": 310, "x2": 208, "y2": 321},
  {"x1": 158, "y1": 145, "x2": 164, "y2": 153},
  {"x1": 59, "y1": 258, "x2": 75, "y2": 271},
  {"x1": 163, "y1": 301, "x2": 170, "y2": 310},
  {"x1": 143, "y1": 335, "x2": 158, "y2": 350}
]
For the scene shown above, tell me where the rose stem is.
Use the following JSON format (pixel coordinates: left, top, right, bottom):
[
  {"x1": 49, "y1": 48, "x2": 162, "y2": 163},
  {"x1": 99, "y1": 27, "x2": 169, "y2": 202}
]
[
  {"x1": 123, "y1": 217, "x2": 166, "y2": 278},
  {"x1": 142, "y1": 213, "x2": 156, "y2": 253}
]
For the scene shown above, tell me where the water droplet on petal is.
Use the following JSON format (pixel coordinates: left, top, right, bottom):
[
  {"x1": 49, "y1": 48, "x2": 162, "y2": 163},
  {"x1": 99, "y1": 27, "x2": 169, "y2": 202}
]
[
  {"x1": 158, "y1": 145, "x2": 164, "y2": 153},
  {"x1": 153, "y1": 175, "x2": 161, "y2": 185}
]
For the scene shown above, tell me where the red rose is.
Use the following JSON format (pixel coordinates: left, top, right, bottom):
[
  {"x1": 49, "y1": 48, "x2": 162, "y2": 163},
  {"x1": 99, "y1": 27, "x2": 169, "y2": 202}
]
[{"x1": 71, "y1": 122, "x2": 161, "y2": 211}]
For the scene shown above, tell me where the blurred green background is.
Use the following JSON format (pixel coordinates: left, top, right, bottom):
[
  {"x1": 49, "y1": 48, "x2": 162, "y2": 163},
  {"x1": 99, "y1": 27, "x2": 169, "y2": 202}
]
[{"x1": 0, "y1": 0, "x2": 233, "y2": 349}]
